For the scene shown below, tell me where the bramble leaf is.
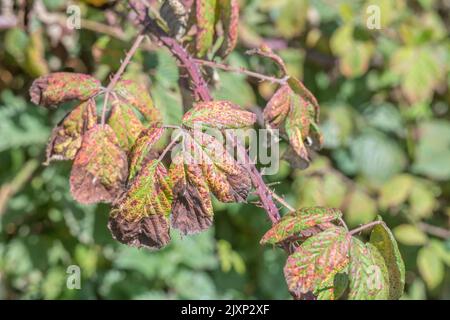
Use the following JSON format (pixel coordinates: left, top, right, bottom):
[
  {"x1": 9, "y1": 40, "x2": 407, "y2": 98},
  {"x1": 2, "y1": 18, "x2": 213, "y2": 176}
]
[
  {"x1": 160, "y1": 0, "x2": 189, "y2": 39},
  {"x1": 128, "y1": 127, "x2": 164, "y2": 182},
  {"x1": 217, "y1": 0, "x2": 239, "y2": 58},
  {"x1": 369, "y1": 219, "x2": 406, "y2": 299},
  {"x1": 30, "y1": 72, "x2": 101, "y2": 107},
  {"x1": 69, "y1": 125, "x2": 128, "y2": 204},
  {"x1": 45, "y1": 99, "x2": 97, "y2": 164},
  {"x1": 107, "y1": 99, "x2": 145, "y2": 151},
  {"x1": 284, "y1": 226, "x2": 351, "y2": 299},
  {"x1": 195, "y1": 0, "x2": 217, "y2": 57},
  {"x1": 263, "y1": 84, "x2": 291, "y2": 129},
  {"x1": 348, "y1": 238, "x2": 389, "y2": 300},
  {"x1": 115, "y1": 79, "x2": 162, "y2": 125},
  {"x1": 109, "y1": 160, "x2": 173, "y2": 249},
  {"x1": 182, "y1": 100, "x2": 256, "y2": 129},
  {"x1": 169, "y1": 152, "x2": 214, "y2": 235},
  {"x1": 260, "y1": 207, "x2": 342, "y2": 245}
]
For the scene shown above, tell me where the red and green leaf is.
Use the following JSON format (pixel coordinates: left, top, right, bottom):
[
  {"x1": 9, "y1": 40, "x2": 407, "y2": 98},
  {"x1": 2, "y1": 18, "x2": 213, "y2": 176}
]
[
  {"x1": 69, "y1": 125, "x2": 128, "y2": 204},
  {"x1": 194, "y1": 0, "x2": 217, "y2": 57},
  {"x1": 128, "y1": 127, "x2": 165, "y2": 182},
  {"x1": 107, "y1": 99, "x2": 145, "y2": 152},
  {"x1": 263, "y1": 84, "x2": 291, "y2": 129},
  {"x1": 45, "y1": 99, "x2": 97, "y2": 164},
  {"x1": 369, "y1": 219, "x2": 406, "y2": 299},
  {"x1": 182, "y1": 100, "x2": 256, "y2": 129},
  {"x1": 348, "y1": 238, "x2": 390, "y2": 300},
  {"x1": 217, "y1": 0, "x2": 239, "y2": 58},
  {"x1": 284, "y1": 226, "x2": 351, "y2": 299},
  {"x1": 30, "y1": 72, "x2": 101, "y2": 107},
  {"x1": 109, "y1": 160, "x2": 173, "y2": 249},
  {"x1": 115, "y1": 79, "x2": 162, "y2": 125},
  {"x1": 261, "y1": 207, "x2": 342, "y2": 245}
]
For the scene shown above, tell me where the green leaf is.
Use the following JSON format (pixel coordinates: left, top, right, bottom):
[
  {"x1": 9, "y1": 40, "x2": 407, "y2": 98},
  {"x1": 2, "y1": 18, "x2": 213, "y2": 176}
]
[
  {"x1": 370, "y1": 221, "x2": 406, "y2": 299},
  {"x1": 284, "y1": 226, "x2": 351, "y2": 298},
  {"x1": 30, "y1": 73, "x2": 101, "y2": 107},
  {"x1": 417, "y1": 245, "x2": 444, "y2": 290},
  {"x1": 182, "y1": 100, "x2": 256, "y2": 129},
  {"x1": 345, "y1": 190, "x2": 377, "y2": 228},
  {"x1": 393, "y1": 224, "x2": 428, "y2": 246},
  {"x1": 260, "y1": 207, "x2": 342, "y2": 245},
  {"x1": 348, "y1": 238, "x2": 389, "y2": 300},
  {"x1": 378, "y1": 174, "x2": 414, "y2": 209},
  {"x1": 69, "y1": 125, "x2": 128, "y2": 204},
  {"x1": 109, "y1": 160, "x2": 173, "y2": 249}
]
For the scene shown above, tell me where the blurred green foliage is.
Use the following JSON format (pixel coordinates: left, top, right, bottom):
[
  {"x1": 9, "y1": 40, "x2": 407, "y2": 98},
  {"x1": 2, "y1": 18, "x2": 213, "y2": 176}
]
[{"x1": 0, "y1": 0, "x2": 449, "y2": 299}]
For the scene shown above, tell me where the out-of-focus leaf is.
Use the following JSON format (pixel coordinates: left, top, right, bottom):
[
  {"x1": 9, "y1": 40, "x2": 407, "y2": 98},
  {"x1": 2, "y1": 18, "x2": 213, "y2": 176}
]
[
  {"x1": 378, "y1": 174, "x2": 414, "y2": 209},
  {"x1": 109, "y1": 160, "x2": 173, "y2": 249},
  {"x1": 393, "y1": 224, "x2": 428, "y2": 246},
  {"x1": 69, "y1": 125, "x2": 128, "y2": 204},
  {"x1": 260, "y1": 207, "x2": 342, "y2": 245},
  {"x1": 370, "y1": 221, "x2": 406, "y2": 299},
  {"x1": 30, "y1": 73, "x2": 101, "y2": 107},
  {"x1": 348, "y1": 238, "x2": 389, "y2": 300},
  {"x1": 417, "y1": 245, "x2": 444, "y2": 290},
  {"x1": 284, "y1": 227, "x2": 351, "y2": 298},
  {"x1": 182, "y1": 100, "x2": 256, "y2": 129},
  {"x1": 345, "y1": 190, "x2": 377, "y2": 228},
  {"x1": 45, "y1": 99, "x2": 97, "y2": 164}
]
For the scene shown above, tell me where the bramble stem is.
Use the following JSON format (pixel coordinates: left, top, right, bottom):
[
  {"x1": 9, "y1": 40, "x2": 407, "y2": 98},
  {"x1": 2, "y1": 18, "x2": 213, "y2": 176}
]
[
  {"x1": 349, "y1": 221, "x2": 385, "y2": 236},
  {"x1": 270, "y1": 191, "x2": 295, "y2": 212},
  {"x1": 193, "y1": 59, "x2": 289, "y2": 85},
  {"x1": 100, "y1": 33, "x2": 145, "y2": 124}
]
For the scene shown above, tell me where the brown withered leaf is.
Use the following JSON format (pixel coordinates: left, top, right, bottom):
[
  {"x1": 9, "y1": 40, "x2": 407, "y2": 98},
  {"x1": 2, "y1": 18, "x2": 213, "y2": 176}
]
[
  {"x1": 30, "y1": 73, "x2": 101, "y2": 107},
  {"x1": 45, "y1": 99, "x2": 97, "y2": 164},
  {"x1": 109, "y1": 160, "x2": 173, "y2": 249},
  {"x1": 217, "y1": 0, "x2": 240, "y2": 58},
  {"x1": 115, "y1": 79, "x2": 162, "y2": 125},
  {"x1": 107, "y1": 99, "x2": 145, "y2": 152},
  {"x1": 128, "y1": 127, "x2": 165, "y2": 182},
  {"x1": 70, "y1": 125, "x2": 128, "y2": 204},
  {"x1": 182, "y1": 100, "x2": 256, "y2": 129}
]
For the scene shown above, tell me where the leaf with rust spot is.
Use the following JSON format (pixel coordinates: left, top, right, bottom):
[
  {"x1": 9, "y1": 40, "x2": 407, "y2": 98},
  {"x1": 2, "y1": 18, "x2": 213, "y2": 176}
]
[
  {"x1": 128, "y1": 127, "x2": 165, "y2": 182},
  {"x1": 70, "y1": 125, "x2": 128, "y2": 204},
  {"x1": 30, "y1": 73, "x2": 101, "y2": 107},
  {"x1": 182, "y1": 100, "x2": 256, "y2": 129},
  {"x1": 115, "y1": 79, "x2": 162, "y2": 125},
  {"x1": 261, "y1": 207, "x2": 342, "y2": 245},
  {"x1": 194, "y1": 0, "x2": 217, "y2": 57},
  {"x1": 45, "y1": 99, "x2": 97, "y2": 164},
  {"x1": 109, "y1": 160, "x2": 173, "y2": 249},
  {"x1": 284, "y1": 226, "x2": 351, "y2": 299},
  {"x1": 348, "y1": 238, "x2": 390, "y2": 300},
  {"x1": 217, "y1": 0, "x2": 239, "y2": 58},
  {"x1": 107, "y1": 99, "x2": 145, "y2": 152},
  {"x1": 263, "y1": 84, "x2": 291, "y2": 129}
]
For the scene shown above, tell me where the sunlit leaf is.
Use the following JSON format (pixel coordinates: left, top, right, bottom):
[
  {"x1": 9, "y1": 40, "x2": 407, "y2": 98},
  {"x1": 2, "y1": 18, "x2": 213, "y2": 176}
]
[{"x1": 217, "y1": 0, "x2": 239, "y2": 58}]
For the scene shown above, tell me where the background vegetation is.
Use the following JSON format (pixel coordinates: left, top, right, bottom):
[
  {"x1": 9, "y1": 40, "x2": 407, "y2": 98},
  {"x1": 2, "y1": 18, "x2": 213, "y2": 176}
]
[{"x1": 0, "y1": 0, "x2": 449, "y2": 299}]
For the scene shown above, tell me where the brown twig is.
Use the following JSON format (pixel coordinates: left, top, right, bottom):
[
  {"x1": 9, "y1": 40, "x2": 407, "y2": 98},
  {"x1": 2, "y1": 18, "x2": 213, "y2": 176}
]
[
  {"x1": 349, "y1": 221, "x2": 385, "y2": 236},
  {"x1": 193, "y1": 58, "x2": 289, "y2": 85},
  {"x1": 418, "y1": 222, "x2": 450, "y2": 240}
]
